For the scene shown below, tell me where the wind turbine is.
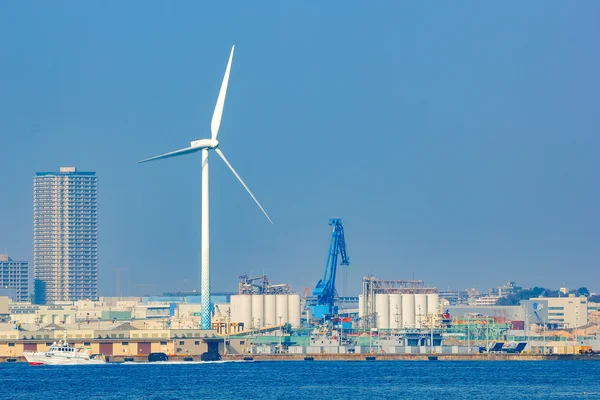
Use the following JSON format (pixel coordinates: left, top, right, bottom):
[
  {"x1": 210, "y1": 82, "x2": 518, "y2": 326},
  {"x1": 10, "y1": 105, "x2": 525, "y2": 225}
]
[{"x1": 138, "y1": 46, "x2": 272, "y2": 330}]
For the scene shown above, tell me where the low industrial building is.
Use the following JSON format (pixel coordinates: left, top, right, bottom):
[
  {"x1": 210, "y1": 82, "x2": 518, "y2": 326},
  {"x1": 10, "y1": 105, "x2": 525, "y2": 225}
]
[
  {"x1": 447, "y1": 305, "x2": 525, "y2": 322},
  {"x1": 0, "y1": 322, "x2": 223, "y2": 358},
  {"x1": 521, "y1": 296, "x2": 588, "y2": 330}
]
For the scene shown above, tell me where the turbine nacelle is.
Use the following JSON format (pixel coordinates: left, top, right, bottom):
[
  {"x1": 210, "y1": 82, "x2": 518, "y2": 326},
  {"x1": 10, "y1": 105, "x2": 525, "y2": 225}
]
[{"x1": 191, "y1": 138, "x2": 219, "y2": 149}]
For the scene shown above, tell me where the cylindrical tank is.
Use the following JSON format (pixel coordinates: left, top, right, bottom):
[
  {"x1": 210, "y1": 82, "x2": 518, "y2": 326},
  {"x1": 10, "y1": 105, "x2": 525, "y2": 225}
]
[
  {"x1": 251, "y1": 294, "x2": 264, "y2": 328},
  {"x1": 239, "y1": 294, "x2": 252, "y2": 331},
  {"x1": 230, "y1": 295, "x2": 240, "y2": 324},
  {"x1": 427, "y1": 293, "x2": 439, "y2": 317},
  {"x1": 388, "y1": 294, "x2": 402, "y2": 330},
  {"x1": 414, "y1": 293, "x2": 427, "y2": 328},
  {"x1": 287, "y1": 295, "x2": 301, "y2": 328},
  {"x1": 358, "y1": 294, "x2": 364, "y2": 318},
  {"x1": 375, "y1": 293, "x2": 389, "y2": 329},
  {"x1": 275, "y1": 294, "x2": 289, "y2": 325},
  {"x1": 401, "y1": 294, "x2": 415, "y2": 328},
  {"x1": 263, "y1": 295, "x2": 277, "y2": 327}
]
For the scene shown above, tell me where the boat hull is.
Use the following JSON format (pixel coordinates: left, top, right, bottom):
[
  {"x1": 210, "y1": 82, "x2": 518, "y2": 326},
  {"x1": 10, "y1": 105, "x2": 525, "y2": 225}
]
[{"x1": 24, "y1": 352, "x2": 106, "y2": 365}]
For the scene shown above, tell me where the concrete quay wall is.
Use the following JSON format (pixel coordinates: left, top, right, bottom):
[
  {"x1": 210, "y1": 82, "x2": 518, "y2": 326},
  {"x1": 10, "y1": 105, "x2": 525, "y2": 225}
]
[
  {"x1": 222, "y1": 353, "x2": 600, "y2": 361},
  {"x1": 3, "y1": 354, "x2": 600, "y2": 363}
]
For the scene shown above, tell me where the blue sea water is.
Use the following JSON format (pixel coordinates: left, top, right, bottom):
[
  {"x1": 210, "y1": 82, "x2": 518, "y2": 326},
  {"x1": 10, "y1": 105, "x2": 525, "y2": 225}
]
[{"x1": 3, "y1": 360, "x2": 600, "y2": 399}]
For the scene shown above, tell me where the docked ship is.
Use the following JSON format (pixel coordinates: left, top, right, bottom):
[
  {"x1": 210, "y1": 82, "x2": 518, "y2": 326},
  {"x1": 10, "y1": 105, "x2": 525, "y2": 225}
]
[{"x1": 24, "y1": 339, "x2": 106, "y2": 365}]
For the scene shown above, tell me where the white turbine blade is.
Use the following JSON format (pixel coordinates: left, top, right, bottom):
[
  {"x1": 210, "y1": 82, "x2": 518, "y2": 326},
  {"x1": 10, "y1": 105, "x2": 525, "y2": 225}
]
[
  {"x1": 211, "y1": 45, "x2": 235, "y2": 141},
  {"x1": 215, "y1": 148, "x2": 273, "y2": 224},
  {"x1": 137, "y1": 146, "x2": 201, "y2": 164}
]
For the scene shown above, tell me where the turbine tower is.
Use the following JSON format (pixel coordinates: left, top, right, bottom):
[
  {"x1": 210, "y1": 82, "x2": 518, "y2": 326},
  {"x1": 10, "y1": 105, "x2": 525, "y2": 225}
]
[{"x1": 138, "y1": 46, "x2": 272, "y2": 330}]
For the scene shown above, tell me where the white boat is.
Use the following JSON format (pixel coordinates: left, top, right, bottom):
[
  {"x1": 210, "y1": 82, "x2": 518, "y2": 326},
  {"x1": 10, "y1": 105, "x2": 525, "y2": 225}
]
[{"x1": 23, "y1": 339, "x2": 106, "y2": 365}]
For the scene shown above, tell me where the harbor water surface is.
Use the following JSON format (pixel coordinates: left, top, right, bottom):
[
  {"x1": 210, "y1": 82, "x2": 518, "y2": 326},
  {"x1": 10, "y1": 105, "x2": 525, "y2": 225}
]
[{"x1": 3, "y1": 360, "x2": 600, "y2": 399}]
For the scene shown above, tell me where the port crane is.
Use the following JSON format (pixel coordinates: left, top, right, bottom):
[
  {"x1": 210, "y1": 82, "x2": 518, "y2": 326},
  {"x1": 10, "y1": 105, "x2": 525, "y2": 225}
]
[{"x1": 312, "y1": 218, "x2": 350, "y2": 319}]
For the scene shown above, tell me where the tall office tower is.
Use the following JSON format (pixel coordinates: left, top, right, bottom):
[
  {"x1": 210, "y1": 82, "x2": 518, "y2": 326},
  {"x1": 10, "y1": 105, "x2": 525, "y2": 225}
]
[
  {"x1": 0, "y1": 254, "x2": 29, "y2": 302},
  {"x1": 33, "y1": 167, "x2": 98, "y2": 304}
]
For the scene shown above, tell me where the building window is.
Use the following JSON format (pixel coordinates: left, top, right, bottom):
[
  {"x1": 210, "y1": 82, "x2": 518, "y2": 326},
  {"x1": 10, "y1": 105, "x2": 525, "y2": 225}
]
[
  {"x1": 84, "y1": 342, "x2": 91, "y2": 346},
  {"x1": 160, "y1": 341, "x2": 167, "y2": 345},
  {"x1": 548, "y1": 307, "x2": 564, "y2": 310},
  {"x1": 122, "y1": 342, "x2": 129, "y2": 345},
  {"x1": 240, "y1": 341, "x2": 245, "y2": 345},
  {"x1": 179, "y1": 341, "x2": 185, "y2": 345},
  {"x1": 8, "y1": 343, "x2": 14, "y2": 347},
  {"x1": 195, "y1": 341, "x2": 200, "y2": 345}
]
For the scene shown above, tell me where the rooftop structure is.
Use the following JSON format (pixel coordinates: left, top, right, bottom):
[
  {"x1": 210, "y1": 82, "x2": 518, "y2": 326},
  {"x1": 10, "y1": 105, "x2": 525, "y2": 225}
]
[
  {"x1": 33, "y1": 167, "x2": 98, "y2": 304},
  {"x1": 238, "y1": 274, "x2": 292, "y2": 295}
]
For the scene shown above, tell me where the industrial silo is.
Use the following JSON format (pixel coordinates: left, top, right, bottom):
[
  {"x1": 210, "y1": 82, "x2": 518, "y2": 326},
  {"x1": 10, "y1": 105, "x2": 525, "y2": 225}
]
[
  {"x1": 287, "y1": 294, "x2": 301, "y2": 328},
  {"x1": 263, "y1": 295, "x2": 277, "y2": 327},
  {"x1": 388, "y1": 294, "x2": 402, "y2": 330},
  {"x1": 230, "y1": 295, "x2": 240, "y2": 324},
  {"x1": 251, "y1": 294, "x2": 264, "y2": 329},
  {"x1": 426, "y1": 293, "x2": 439, "y2": 317},
  {"x1": 414, "y1": 293, "x2": 427, "y2": 328},
  {"x1": 358, "y1": 294, "x2": 364, "y2": 319},
  {"x1": 239, "y1": 294, "x2": 253, "y2": 331},
  {"x1": 375, "y1": 293, "x2": 390, "y2": 329},
  {"x1": 401, "y1": 294, "x2": 415, "y2": 328},
  {"x1": 275, "y1": 294, "x2": 289, "y2": 325}
]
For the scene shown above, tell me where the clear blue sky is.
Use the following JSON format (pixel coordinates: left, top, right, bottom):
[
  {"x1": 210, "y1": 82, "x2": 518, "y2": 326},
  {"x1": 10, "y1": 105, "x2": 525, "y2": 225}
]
[{"x1": 1, "y1": 2, "x2": 598, "y2": 296}]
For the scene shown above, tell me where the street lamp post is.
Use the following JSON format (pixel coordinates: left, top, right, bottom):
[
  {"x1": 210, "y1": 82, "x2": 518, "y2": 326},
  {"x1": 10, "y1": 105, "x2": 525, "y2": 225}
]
[
  {"x1": 251, "y1": 317, "x2": 255, "y2": 354},
  {"x1": 486, "y1": 318, "x2": 490, "y2": 354},
  {"x1": 543, "y1": 313, "x2": 546, "y2": 355},
  {"x1": 278, "y1": 316, "x2": 282, "y2": 354},
  {"x1": 524, "y1": 310, "x2": 538, "y2": 354},
  {"x1": 370, "y1": 328, "x2": 377, "y2": 354},
  {"x1": 224, "y1": 312, "x2": 229, "y2": 356},
  {"x1": 429, "y1": 313, "x2": 435, "y2": 354},
  {"x1": 526, "y1": 311, "x2": 530, "y2": 352},
  {"x1": 467, "y1": 318, "x2": 470, "y2": 352}
]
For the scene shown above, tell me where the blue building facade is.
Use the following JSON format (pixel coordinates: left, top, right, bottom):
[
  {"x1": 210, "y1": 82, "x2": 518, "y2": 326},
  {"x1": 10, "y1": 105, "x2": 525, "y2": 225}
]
[
  {"x1": 33, "y1": 167, "x2": 98, "y2": 304},
  {"x1": 0, "y1": 254, "x2": 29, "y2": 302}
]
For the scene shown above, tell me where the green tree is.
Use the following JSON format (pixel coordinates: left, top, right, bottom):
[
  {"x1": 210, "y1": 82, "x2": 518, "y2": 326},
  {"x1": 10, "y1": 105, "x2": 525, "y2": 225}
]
[
  {"x1": 576, "y1": 287, "x2": 590, "y2": 297},
  {"x1": 589, "y1": 294, "x2": 600, "y2": 303}
]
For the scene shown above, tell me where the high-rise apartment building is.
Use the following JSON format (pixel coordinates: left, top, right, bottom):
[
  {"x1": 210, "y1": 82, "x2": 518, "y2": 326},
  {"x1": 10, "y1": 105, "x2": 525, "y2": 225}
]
[
  {"x1": 33, "y1": 167, "x2": 98, "y2": 304},
  {"x1": 0, "y1": 254, "x2": 29, "y2": 302}
]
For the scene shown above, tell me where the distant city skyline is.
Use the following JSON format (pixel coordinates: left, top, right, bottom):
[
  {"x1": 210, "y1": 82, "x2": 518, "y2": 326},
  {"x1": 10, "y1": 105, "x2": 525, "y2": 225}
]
[{"x1": 0, "y1": 2, "x2": 598, "y2": 296}]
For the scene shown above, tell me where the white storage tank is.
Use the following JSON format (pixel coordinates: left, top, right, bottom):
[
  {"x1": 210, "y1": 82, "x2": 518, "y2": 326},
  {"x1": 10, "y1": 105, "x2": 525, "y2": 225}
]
[
  {"x1": 275, "y1": 294, "x2": 289, "y2": 325},
  {"x1": 426, "y1": 293, "x2": 439, "y2": 317},
  {"x1": 388, "y1": 294, "x2": 402, "y2": 330},
  {"x1": 230, "y1": 295, "x2": 240, "y2": 324},
  {"x1": 375, "y1": 293, "x2": 390, "y2": 329},
  {"x1": 251, "y1": 294, "x2": 264, "y2": 328},
  {"x1": 414, "y1": 293, "x2": 427, "y2": 328},
  {"x1": 401, "y1": 294, "x2": 415, "y2": 328},
  {"x1": 358, "y1": 294, "x2": 364, "y2": 318},
  {"x1": 263, "y1": 295, "x2": 277, "y2": 327},
  {"x1": 287, "y1": 294, "x2": 301, "y2": 328},
  {"x1": 239, "y1": 294, "x2": 253, "y2": 331}
]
